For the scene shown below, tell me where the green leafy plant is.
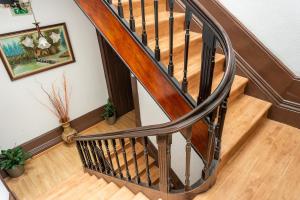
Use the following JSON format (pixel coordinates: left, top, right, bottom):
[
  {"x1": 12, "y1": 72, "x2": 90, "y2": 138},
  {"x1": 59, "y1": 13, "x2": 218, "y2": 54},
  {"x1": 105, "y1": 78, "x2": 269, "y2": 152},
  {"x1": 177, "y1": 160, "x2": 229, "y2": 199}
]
[
  {"x1": 102, "y1": 99, "x2": 116, "y2": 119},
  {"x1": 0, "y1": 147, "x2": 30, "y2": 170}
]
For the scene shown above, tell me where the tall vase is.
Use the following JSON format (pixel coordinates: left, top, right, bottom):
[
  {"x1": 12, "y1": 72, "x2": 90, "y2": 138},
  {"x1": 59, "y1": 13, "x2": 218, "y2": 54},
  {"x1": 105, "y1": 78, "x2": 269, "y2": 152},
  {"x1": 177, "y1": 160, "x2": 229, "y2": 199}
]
[{"x1": 61, "y1": 122, "x2": 78, "y2": 144}]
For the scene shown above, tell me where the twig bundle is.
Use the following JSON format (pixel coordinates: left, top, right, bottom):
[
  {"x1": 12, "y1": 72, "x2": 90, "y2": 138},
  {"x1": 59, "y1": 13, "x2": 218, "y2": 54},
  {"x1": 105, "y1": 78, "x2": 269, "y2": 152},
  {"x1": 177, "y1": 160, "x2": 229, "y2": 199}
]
[{"x1": 41, "y1": 75, "x2": 70, "y2": 123}]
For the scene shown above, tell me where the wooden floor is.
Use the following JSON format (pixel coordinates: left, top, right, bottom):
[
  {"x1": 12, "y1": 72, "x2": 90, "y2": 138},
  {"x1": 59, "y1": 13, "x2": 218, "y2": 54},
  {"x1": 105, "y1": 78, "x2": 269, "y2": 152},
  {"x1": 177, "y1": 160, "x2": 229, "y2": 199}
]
[
  {"x1": 5, "y1": 111, "x2": 136, "y2": 200},
  {"x1": 195, "y1": 119, "x2": 300, "y2": 200}
]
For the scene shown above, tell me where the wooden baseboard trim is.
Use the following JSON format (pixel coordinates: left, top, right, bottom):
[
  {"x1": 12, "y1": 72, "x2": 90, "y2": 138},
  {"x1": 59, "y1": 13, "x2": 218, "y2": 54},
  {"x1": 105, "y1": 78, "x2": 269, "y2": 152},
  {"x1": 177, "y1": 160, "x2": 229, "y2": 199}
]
[
  {"x1": 0, "y1": 106, "x2": 105, "y2": 179},
  {"x1": 21, "y1": 106, "x2": 105, "y2": 156}
]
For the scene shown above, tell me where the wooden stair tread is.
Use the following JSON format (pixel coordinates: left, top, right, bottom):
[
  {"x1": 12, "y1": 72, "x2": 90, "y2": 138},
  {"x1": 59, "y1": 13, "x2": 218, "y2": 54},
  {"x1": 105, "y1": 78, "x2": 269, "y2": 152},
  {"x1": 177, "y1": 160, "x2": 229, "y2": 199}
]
[
  {"x1": 97, "y1": 182, "x2": 120, "y2": 200},
  {"x1": 173, "y1": 51, "x2": 225, "y2": 83},
  {"x1": 132, "y1": 192, "x2": 150, "y2": 200},
  {"x1": 220, "y1": 95, "x2": 272, "y2": 167},
  {"x1": 109, "y1": 186, "x2": 135, "y2": 200},
  {"x1": 135, "y1": 11, "x2": 185, "y2": 40},
  {"x1": 121, "y1": 151, "x2": 155, "y2": 179},
  {"x1": 140, "y1": 165, "x2": 160, "y2": 184},
  {"x1": 34, "y1": 171, "x2": 90, "y2": 200},
  {"x1": 148, "y1": 31, "x2": 202, "y2": 59},
  {"x1": 112, "y1": 0, "x2": 166, "y2": 19},
  {"x1": 189, "y1": 74, "x2": 248, "y2": 103}
]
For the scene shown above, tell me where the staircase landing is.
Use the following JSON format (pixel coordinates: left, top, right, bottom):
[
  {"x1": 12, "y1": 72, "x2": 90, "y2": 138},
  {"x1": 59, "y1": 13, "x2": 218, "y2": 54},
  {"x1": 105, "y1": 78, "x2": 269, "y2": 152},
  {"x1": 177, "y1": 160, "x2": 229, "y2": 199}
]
[{"x1": 195, "y1": 119, "x2": 300, "y2": 200}]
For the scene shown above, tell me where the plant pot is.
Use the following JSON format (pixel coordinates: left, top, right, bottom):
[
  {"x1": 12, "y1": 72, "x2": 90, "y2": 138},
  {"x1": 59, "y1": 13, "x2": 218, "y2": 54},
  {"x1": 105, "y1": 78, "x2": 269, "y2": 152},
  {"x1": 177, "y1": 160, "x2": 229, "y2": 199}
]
[
  {"x1": 105, "y1": 114, "x2": 116, "y2": 125},
  {"x1": 6, "y1": 165, "x2": 25, "y2": 178},
  {"x1": 61, "y1": 122, "x2": 78, "y2": 144}
]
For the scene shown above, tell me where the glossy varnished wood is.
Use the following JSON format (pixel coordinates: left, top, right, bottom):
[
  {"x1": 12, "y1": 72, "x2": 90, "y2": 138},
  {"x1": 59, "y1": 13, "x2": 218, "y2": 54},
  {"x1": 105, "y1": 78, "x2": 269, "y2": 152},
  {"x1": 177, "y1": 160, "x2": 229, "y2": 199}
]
[{"x1": 75, "y1": 0, "x2": 209, "y2": 156}]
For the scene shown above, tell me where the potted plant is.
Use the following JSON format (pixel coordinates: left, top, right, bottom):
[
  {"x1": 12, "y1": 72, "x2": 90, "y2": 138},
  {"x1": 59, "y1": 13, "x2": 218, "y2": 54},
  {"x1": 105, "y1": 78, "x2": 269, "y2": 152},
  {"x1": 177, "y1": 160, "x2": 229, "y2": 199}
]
[
  {"x1": 103, "y1": 99, "x2": 116, "y2": 125},
  {"x1": 0, "y1": 147, "x2": 30, "y2": 178},
  {"x1": 41, "y1": 74, "x2": 77, "y2": 144}
]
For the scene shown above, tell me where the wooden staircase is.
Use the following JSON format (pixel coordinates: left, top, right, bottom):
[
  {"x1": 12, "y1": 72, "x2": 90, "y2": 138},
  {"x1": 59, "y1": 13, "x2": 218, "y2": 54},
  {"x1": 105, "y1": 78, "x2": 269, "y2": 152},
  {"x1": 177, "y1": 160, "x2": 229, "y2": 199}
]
[
  {"x1": 112, "y1": 0, "x2": 272, "y2": 169},
  {"x1": 35, "y1": 171, "x2": 149, "y2": 200}
]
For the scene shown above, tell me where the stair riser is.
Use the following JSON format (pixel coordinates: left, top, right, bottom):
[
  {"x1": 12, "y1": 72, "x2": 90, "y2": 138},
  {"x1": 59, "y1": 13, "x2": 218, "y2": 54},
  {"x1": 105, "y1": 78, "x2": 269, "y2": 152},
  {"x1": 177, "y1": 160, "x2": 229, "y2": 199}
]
[
  {"x1": 136, "y1": 15, "x2": 185, "y2": 41},
  {"x1": 119, "y1": 0, "x2": 166, "y2": 20}
]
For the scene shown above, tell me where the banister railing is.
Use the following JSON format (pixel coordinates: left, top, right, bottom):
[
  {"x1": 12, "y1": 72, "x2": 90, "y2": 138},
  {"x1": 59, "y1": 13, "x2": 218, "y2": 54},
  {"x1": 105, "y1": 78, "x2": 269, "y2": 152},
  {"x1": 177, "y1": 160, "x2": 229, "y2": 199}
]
[{"x1": 75, "y1": 0, "x2": 235, "y2": 198}]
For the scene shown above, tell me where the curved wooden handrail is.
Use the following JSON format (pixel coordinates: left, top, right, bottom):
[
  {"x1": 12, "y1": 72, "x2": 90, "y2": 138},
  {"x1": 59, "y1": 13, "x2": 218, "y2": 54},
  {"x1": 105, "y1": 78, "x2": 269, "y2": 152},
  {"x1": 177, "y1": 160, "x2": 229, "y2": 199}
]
[{"x1": 74, "y1": 0, "x2": 235, "y2": 198}]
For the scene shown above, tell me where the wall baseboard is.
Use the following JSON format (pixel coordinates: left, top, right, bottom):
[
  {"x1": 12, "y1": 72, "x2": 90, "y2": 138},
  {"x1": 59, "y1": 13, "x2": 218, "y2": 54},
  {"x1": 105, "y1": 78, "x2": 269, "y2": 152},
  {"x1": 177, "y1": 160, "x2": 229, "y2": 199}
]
[{"x1": 1, "y1": 106, "x2": 105, "y2": 179}]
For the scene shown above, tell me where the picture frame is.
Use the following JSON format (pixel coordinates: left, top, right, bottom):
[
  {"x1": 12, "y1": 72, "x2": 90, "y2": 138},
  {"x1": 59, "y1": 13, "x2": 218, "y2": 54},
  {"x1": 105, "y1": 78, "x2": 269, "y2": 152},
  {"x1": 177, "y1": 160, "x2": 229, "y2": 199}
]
[{"x1": 0, "y1": 23, "x2": 75, "y2": 81}]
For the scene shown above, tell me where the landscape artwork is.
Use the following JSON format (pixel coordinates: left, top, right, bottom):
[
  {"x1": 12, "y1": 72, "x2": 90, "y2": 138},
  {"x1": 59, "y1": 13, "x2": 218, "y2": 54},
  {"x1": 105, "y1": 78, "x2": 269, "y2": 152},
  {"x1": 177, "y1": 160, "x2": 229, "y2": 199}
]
[{"x1": 0, "y1": 23, "x2": 75, "y2": 80}]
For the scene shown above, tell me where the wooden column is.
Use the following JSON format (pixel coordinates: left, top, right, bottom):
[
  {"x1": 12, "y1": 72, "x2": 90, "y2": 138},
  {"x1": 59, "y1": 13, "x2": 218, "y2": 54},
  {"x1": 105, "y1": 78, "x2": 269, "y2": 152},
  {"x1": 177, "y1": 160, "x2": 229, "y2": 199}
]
[{"x1": 157, "y1": 134, "x2": 172, "y2": 193}]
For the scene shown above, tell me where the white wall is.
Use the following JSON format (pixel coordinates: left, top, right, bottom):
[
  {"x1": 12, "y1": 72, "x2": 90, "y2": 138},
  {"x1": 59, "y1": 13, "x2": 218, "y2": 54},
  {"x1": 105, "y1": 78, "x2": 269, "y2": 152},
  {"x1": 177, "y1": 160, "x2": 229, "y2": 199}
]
[
  {"x1": 0, "y1": 0, "x2": 108, "y2": 149},
  {"x1": 0, "y1": 180, "x2": 9, "y2": 200},
  {"x1": 219, "y1": 0, "x2": 300, "y2": 76},
  {"x1": 137, "y1": 82, "x2": 204, "y2": 184}
]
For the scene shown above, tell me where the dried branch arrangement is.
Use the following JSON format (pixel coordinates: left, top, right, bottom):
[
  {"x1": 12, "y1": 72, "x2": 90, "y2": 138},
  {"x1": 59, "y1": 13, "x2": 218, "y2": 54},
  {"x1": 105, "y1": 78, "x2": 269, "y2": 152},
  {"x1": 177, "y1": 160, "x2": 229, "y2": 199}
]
[{"x1": 41, "y1": 75, "x2": 70, "y2": 123}]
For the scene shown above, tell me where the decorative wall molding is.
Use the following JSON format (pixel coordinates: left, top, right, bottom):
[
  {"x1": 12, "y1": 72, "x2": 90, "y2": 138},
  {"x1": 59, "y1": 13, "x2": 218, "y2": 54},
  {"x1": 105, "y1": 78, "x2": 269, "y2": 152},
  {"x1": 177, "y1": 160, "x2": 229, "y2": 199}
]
[{"x1": 196, "y1": 0, "x2": 300, "y2": 128}]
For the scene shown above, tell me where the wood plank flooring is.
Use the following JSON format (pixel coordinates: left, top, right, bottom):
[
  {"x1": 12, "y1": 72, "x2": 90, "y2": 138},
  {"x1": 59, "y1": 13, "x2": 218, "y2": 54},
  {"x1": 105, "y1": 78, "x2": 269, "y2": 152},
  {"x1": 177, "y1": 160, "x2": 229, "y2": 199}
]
[
  {"x1": 5, "y1": 111, "x2": 137, "y2": 200},
  {"x1": 194, "y1": 119, "x2": 300, "y2": 200}
]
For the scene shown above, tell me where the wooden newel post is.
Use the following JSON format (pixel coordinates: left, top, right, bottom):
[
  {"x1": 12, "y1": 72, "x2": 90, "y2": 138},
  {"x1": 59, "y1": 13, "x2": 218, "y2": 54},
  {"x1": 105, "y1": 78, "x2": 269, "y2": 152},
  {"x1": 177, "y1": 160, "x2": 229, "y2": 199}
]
[{"x1": 157, "y1": 134, "x2": 172, "y2": 193}]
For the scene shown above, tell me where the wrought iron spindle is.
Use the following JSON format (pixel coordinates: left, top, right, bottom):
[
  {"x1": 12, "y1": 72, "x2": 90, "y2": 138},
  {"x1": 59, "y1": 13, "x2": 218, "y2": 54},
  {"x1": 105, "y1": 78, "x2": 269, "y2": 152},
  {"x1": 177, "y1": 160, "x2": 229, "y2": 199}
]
[
  {"x1": 112, "y1": 139, "x2": 123, "y2": 179},
  {"x1": 93, "y1": 141, "x2": 104, "y2": 173},
  {"x1": 154, "y1": 0, "x2": 160, "y2": 61},
  {"x1": 197, "y1": 24, "x2": 217, "y2": 104},
  {"x1": 185, "y1": 126, "x2": 192, "y2": 191},
  {"x1": 120, "y1": 138, "x2": 131, "y2": 181},
  {"x1": 118, "y1": 0, "x2": 124, "y2": 18},
  {"x1": 104, "y1": 140, "x2": 115, "y2": 176},
  {"x1": 142, "y1": 137, "x2": 152, "y2": 186},
  {"x1": 130, "y1": 138, "x2": 140, "y2": 184},
  {"x1": 83, "y1": 141, "x2": 93, "y2": 170},
  {"x1": 168, "y1": 0, "x2": 174, "y2": 76},
  {"x1": 76, "y1": 141, "x2": 87, "y2": 167},
  {"x1": 88, "y1": 141, "x2": 100, "y2": 172},
  {"x1": 140, "y1": 0, "x2": 147, "y2": 45},
  {"x1": 97, "y1": 140, "x2": 110, "y2": 174},
  {"x1": 214, "y1": 94, "x2": 229, "y2": 160},
  {"x1": 182, "y1": 6, "x2": 192, "y2": 93},
  {"x1": 128, "y1": 0, "x2": 136, "y2": 31}
]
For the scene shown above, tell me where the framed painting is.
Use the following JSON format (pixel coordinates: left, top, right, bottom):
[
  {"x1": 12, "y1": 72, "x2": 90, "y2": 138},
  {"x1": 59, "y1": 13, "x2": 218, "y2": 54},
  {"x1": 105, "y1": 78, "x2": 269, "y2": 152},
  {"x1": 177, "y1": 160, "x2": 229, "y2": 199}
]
[{"x1": 0, "y1": 23, "x2": 75, "y2": 80}]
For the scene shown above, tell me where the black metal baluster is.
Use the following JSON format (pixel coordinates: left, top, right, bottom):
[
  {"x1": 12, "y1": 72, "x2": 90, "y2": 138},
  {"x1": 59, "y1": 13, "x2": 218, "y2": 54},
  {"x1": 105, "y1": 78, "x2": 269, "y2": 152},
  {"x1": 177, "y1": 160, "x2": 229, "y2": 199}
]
[
  {"x1": 120, "y1": 138, "x2": 131, "y2": 181},
  {"x1": 112, "y1": 139, "x2": 123, "y2": 179},
  {"x1": 197, "y1": 24, "x2": 217, "y2": 104},
  {"x1": 118, "y1": 0, "x2": 124, "y2": 18},
  {"x1": 168, "y1": 0, "x2": 174, "y2": 76},
  {"x1": 130, "y1": 138, "x2": 140, "y2": 184},
  {"x1": 142, "y1": 137, "x2": 152, "y2": 186},
  {"x1": 88, "y1": 141, "x2": 100, "y2": 172},
  {"x1": 97, "y1": 140, "x2": 110, "y2": 174},
  {"x1": 214, "y1": 93, "x2": 229, "y2": 160},
  {"x1": 182, "y1": 6, "x2": 192, "y2": 93},
  {"x1": 76, "y1": 141, "x2": 87, "y2": 167},
  {"x1": 93, "y1": 141, "x2": 104, "y2": 173},
  {"x1": 140, "y1": 0, "x2": 147, "y2": 45},
  {"x1": 184, "y1": 127, "x2": 192, "y2": 191},
  {"x1": 128, "y1": 0, "x2": 136, "y2": 31},
  {"x1": 83, "y1": 141, "x2": 93, "y2": 170},
  {"x1": 104, "y1": 140, "x2": 116, "y2": 176},
  {"x1": 154, "y1": 0, "x2": 160, "y2": 61}
]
